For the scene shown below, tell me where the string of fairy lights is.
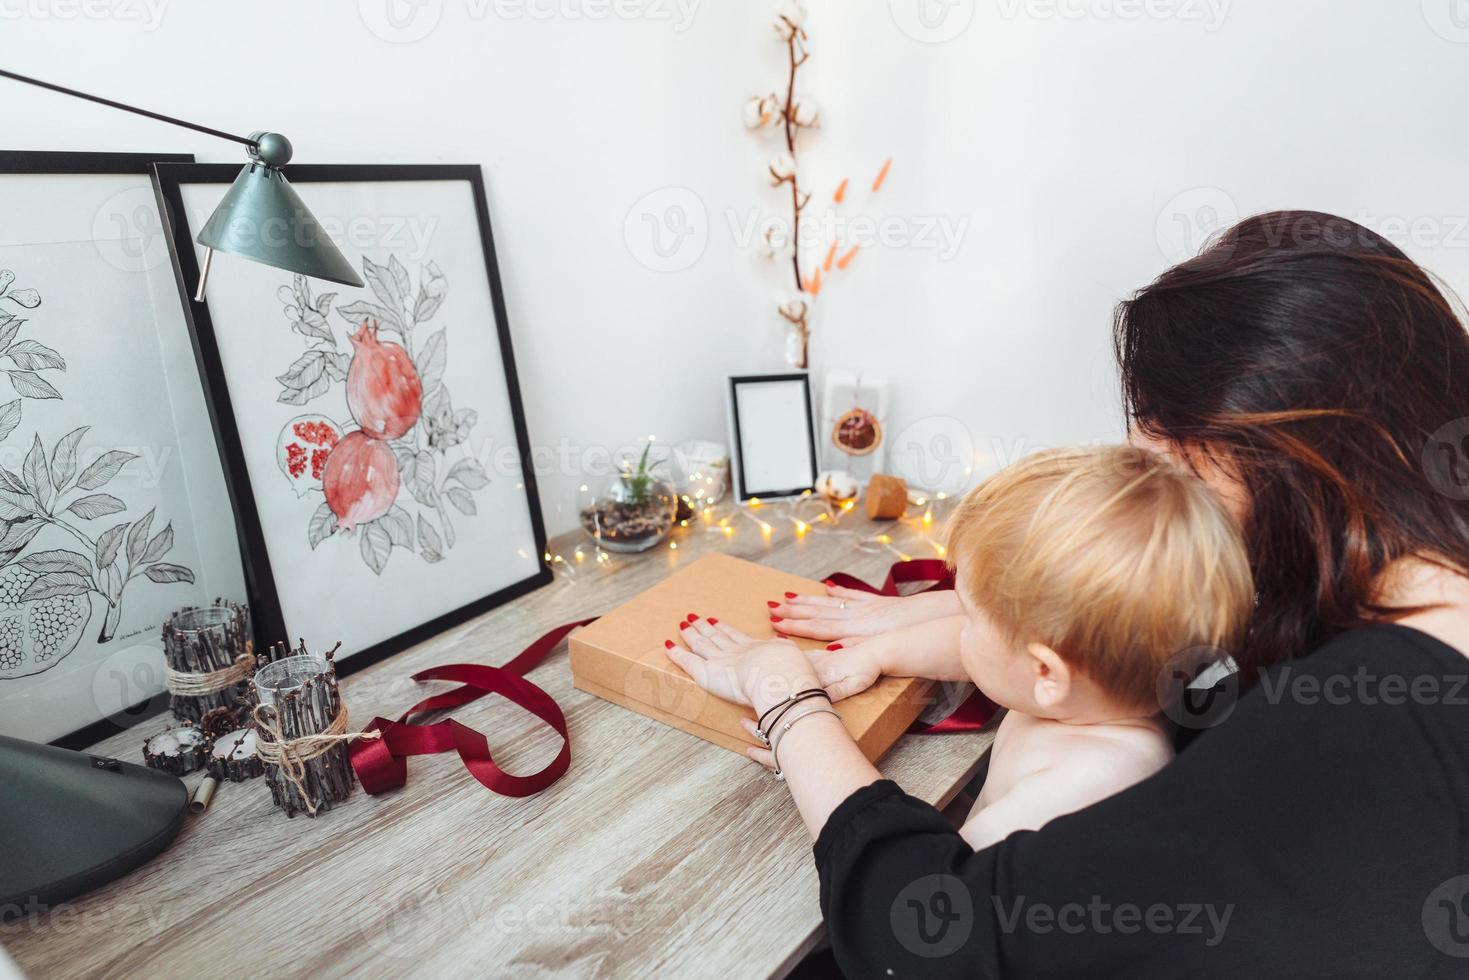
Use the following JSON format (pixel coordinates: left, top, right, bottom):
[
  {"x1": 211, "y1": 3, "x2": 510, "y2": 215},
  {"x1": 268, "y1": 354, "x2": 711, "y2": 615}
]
[{"x1": 545, "y1": 478, "x2": 958, "y2": 581}]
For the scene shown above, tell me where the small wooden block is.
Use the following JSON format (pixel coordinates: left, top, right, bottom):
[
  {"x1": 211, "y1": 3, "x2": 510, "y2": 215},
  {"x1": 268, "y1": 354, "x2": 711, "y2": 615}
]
[{"x1": 865, "y1": 473, "x2": 909, "y2": 520}]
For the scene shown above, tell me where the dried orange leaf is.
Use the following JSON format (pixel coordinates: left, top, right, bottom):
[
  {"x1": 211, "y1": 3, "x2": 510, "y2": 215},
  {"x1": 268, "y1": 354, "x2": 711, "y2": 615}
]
[
  {"x1": 837, "y1": 245, "x2": 861, "y2": 270},
  {"x1": 871, "y1": 157, "x2": 893, "y2": 192},
  {"x1": 833, "y1": 177, "x2": 849, "y2": 204}
]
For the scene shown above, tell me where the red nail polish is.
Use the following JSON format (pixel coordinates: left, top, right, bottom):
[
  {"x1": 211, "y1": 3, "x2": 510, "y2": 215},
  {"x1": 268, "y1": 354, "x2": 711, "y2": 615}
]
[
  {"x1": 686, "y1": 613, "x2": 698, "y2": 621},
  {"x1": 766, "y1": 600, "x2": 780, "y2": 608},
  {"x1": 679, "y1": 621, "x2": 690, "y2": 630},
  {"x1": 823, "y1": 579, "x2": 835, "y2": 587},
  {"x1": 707, "y1": 617, "x2": 719, "y2": 625},
  {"x1": 826, "y1": 643, "x2": 843, "y2": 651},
  {"x1": 770, "y1": 615, "x2": 783, "y2": 623},
  {"x1": 664, "y1": 640, "x2": 675, "y2": 649},
  {"x1": 784, "y1": 591, "x2": 798, "y2": 599}
]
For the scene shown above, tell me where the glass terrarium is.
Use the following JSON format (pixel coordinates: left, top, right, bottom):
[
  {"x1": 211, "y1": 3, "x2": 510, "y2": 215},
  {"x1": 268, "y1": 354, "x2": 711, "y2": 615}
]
[
  {"x1": 672, "y1": 439, "x2": 730, "y2": 509},
  {"x1": 579, "y1": 442, "x2": 678, "y2": 553}
]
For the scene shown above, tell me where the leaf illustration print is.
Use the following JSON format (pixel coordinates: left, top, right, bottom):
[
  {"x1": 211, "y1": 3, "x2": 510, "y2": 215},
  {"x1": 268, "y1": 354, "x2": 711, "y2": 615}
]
[
  {"x1": 276, "y1": 275, "x2": 350, "y2": 405},
  {"x1": 0, "y1": 274, "x2": 64, "y2": 402},
  {"x1": 0, "y1": 429, "x2": 199, "y2": 679}
]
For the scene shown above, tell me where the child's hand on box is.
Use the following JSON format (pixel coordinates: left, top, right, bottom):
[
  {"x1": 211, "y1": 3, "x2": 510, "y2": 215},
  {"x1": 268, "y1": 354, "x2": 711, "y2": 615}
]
[{"x1": 767, "y1": 582, "x2": 961, "y2": 641}]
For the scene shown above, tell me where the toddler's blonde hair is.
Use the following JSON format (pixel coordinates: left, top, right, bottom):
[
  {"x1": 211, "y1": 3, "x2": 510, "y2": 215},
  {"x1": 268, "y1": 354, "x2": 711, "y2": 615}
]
[{"x1": 945, "y1": 445, "x2": 1252, "y2": 711}]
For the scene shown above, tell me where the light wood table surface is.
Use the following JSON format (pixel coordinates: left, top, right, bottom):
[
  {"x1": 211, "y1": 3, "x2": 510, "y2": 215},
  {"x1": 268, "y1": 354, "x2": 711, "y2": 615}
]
[{"x1": 2, "y1": 510, "x2": 993, "y2": 979}]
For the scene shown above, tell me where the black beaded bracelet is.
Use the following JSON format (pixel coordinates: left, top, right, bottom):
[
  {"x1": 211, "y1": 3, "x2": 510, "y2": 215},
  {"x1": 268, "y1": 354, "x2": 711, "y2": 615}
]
[
  {"x1": 757, "y1": 688, "x2": 826, "y2": 731},
  {"x1": 756, "y1": 689, "x2": 831, "y2": 746}
]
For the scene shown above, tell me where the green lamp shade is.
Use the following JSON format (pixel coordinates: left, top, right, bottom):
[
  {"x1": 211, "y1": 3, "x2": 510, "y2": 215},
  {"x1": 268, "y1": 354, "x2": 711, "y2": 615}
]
[{"x1": 196, "y1": 162, "x2": 364, "y2": 288}]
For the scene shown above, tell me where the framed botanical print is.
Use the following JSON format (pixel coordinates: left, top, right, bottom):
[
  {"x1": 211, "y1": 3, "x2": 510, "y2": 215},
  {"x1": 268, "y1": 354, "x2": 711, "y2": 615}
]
[
  {"x1": 154, "y1": 163, "x2": 551, "y2": 674},
  {"x1": 0, "y1": 151, "x2": 248, "y2": 747}
]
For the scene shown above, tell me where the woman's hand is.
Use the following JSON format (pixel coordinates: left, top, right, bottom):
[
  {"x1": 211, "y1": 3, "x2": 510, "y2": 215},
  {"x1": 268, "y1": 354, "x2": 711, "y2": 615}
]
[
  {"x1": 665, "y1": 614, "x2": 888, "y2": 836},
  {"x1": 662, "y1": 615, "x2": 823, "y2": 716},
  {"x1": 664, "y1": 614, "x2": 887, "y2": 706},
  {"x1": 766, "y1": 582, "x2": 962, "y2": 641}
]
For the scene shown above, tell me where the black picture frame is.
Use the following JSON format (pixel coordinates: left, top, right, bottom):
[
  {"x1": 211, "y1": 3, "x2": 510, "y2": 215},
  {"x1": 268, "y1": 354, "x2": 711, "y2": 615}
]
[
  {"x1": 152, "y1": 163, "x2": 552, "y2": 679},
  {"x1": 0, "y1": 150, "x2": 204, "y2": 751},
  {"x1": 725, "y1": 371, "x2": 819, "y2": 501}
]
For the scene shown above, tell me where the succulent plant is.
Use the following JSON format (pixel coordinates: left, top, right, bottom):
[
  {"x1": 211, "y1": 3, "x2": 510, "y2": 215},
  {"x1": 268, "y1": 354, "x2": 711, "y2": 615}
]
[{"x1": 620, "y1": 441, "x2": 666, "y2": 506}]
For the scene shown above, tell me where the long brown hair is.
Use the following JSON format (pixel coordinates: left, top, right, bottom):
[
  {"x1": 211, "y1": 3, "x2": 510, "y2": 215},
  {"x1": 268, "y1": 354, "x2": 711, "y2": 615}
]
[{"x1": 1114, "y1": 210, "x2": 1469, "y2": 680}]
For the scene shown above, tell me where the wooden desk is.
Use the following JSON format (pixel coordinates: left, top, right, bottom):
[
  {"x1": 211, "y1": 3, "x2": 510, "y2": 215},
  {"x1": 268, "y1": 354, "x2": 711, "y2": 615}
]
[{"x1": 2, "y1": 512, "x2": 993, "y2": 979}]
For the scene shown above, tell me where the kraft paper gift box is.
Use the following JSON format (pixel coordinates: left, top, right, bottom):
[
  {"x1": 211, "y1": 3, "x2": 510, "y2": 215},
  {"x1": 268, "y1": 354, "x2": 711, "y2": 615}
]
[{"x1": 569, "y1": 553, "x2": 934, "y2": 760}]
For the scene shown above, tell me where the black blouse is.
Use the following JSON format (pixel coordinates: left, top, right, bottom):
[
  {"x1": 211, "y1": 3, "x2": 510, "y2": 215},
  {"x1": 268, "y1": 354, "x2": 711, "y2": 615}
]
[{"x1": 814, "y1": 625, "x2": 1469, "y2": 978}]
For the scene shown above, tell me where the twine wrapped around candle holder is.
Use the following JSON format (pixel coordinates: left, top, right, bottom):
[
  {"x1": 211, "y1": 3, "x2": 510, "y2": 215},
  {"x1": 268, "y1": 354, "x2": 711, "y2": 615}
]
[
  {"x1": 251, "y1": 702, "x2": 379, "y2": 816},
  {"x1": 162, "y1": 601, "x2": 253, "y2": 722},
  {"x1": 249, "y1": 640, "x2": 368, "y2": 818}
]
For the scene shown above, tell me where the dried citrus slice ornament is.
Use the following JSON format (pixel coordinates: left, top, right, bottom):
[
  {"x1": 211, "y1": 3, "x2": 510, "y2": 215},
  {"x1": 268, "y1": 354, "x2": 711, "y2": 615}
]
[{"x1": 832, "y1": 407, "x2": 882, "y2": 456}]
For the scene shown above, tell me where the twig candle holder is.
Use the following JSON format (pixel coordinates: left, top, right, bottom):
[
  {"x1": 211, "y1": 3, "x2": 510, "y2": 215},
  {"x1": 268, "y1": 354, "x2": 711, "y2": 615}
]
[
  {"x1": 142, "y1": 724, "x2": 209, "y2": 776},
  {"x1": 162, "y1": 601, "x2": 253, "y2": 723},
  {"x1": 249, "y1": 641, "x2": 372, "y2": 818},
  {"x1": 207, "y1": 726, "x2": 264, "y2": 783}
]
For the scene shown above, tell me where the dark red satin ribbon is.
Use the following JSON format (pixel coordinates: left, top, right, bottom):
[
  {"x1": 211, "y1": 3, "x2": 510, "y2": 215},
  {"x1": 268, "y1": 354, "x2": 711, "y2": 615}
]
[
  {"x1": 350, "y1": 559, "x2": 994, "y2": 799},
  {"x1": 350, "y1": 618, "x2": 595, "y2": 797},
  {"x1": 827, "y1": 558, "x2": 999, "y2": 734}
]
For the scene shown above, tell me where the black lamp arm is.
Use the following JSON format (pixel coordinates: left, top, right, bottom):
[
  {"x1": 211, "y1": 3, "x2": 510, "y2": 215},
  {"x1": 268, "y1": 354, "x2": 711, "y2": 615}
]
[{"x1": 0, "y1": 67, "x2": 259, "y2": 151}]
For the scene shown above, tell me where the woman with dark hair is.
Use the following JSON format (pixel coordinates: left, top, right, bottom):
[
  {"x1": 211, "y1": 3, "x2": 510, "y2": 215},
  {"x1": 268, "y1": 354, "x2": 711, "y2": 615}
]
[{"x1": 674, "y1": 212, "x2": 1469, "y2": 976}]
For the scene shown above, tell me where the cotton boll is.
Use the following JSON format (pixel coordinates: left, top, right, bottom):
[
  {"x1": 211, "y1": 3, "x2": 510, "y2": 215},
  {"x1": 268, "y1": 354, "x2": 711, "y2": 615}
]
[
  {"x1": 743, "y1": 94, "x2": 784, "y2": 131},
  {"x1": 778, "y1": 291, "x2": 809, "y2": 323},
  {"x1": 768, "y1": 153, "x2": 797, "y2": 186},
  {"x1": 757, "y1": 223, "x2": 794, "y2": 261},
  {"x1": 790, "y1": 99, "x2": 821, "y2": 129},
  {"x1": 772, "y1": 1, "x2": 807, "y2": 39},
  {"x1": 817, "y1": 470, "x2": 859, "y2": 503},
  {"x1": 784, "y1": 329, "x2": 806, "y2": 368}
]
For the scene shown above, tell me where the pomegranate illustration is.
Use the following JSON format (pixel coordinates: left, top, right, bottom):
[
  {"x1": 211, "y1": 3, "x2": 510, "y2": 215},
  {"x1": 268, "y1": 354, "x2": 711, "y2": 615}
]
[
  {"x1": 322, "y1": 431, "x2": 401, "y2": 531},
  {"x1": 346, "y1": 320, "x2": 423, "y2": 440},
  {"x1": 0, "y1": 566, "x2": 90, "y2": 679},
  {"x1": 277, "y1": 414, "x2": 342, "y2": 497}
]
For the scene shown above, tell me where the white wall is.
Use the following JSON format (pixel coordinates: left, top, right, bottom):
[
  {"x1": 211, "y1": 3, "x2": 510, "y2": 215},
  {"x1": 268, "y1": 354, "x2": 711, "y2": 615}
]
[{"x1": 5, "y1": 0, "x2": 1468, "y2": 534}]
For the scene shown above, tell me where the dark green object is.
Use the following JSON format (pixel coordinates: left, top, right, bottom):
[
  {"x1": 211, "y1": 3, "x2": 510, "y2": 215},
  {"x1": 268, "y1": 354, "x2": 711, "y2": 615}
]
[
  {"x1": 0, "y1": 68, "x2": 364, "y2": 293},
  {"x1": 197, "y1": 132, "x2": 364, "y2": 289},
  {"x1": 622, "y1": 441, "x2": 665, "y2": 506},
  {"x1": 0, "y1": 734, "x2": 187, "y2": 920}
]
